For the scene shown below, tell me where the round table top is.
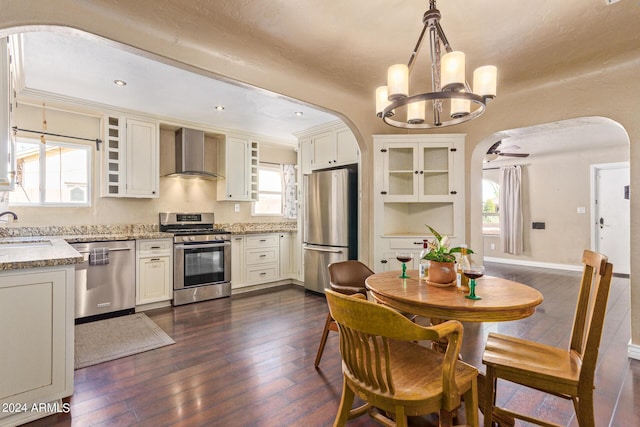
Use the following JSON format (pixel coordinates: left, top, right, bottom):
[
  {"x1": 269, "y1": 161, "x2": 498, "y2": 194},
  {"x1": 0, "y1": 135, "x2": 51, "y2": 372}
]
[{"x1": 365, "y1": 270, "x2": 544, "y2": 322}]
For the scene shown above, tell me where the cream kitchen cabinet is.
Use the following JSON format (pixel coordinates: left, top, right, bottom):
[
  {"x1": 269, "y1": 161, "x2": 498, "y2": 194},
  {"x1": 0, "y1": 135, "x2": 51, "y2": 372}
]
[
  {"x1": 245, "y1": 233, "x2": 280, "y2": 285},
  {"x1": 379, "y1": 137, "x2": 462, "y2": 202},
  {"x1": 217, "y1": 135, "x2": 259, "y2": 201},
  {"x1": 373, "y1": 134, "x2": 465, "y2": 273},
  {"x1": 231, "y1": 235, "x2": 246, "y2": 289},
  {"x1": 278, "y1": 232, "x2": 295, "y2": 279},
  {"x1": 295, "y1": 121, "x2": 359, "y2": 173},
  {"x1": 136, "y1": 239, "x2": 173, "y2": 308},
  {"x1": 102, "y1": 115, "x2": 159, "y2": 198},
  {"x1": 0, "y1": 266, "x2": 75, "y2": 427}
]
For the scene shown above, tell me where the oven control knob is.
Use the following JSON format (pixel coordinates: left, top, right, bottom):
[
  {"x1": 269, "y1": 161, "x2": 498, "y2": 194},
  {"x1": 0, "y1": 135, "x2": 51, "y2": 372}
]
[
  {"x1": 190, "y1": 236, "x2": 196, "y2": 241},
  {"x1": 182, "y1": 236, "x2": 189, "y2": 242}
]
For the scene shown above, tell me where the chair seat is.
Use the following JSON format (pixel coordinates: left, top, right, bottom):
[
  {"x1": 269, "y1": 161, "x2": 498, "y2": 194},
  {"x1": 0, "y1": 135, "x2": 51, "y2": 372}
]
[
  {"x1": 346, "y1": 340, "x2": 477, "y2": 414},
  {"x1": 483, "y1": 332, "x2": 582, "y2": 395}
]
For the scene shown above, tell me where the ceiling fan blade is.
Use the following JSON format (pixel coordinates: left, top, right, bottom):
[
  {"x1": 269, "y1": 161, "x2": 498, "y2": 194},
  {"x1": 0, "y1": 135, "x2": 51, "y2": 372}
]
[
  {"x1": 487, "y1": 141, "x2": 502, "y2": 154},
  {"x1": 499, "y1": 153, "x2": 530, "y2": 158}
]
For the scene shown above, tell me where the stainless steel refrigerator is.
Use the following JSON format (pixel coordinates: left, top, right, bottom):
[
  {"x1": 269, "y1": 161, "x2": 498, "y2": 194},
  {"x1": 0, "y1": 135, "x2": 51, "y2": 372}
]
[{"x1": 303, "y1": 166, "x2": 358, "y2": 293}]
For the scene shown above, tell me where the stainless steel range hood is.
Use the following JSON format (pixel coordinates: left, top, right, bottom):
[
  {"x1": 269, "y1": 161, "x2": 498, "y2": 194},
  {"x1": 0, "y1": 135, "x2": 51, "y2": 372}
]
[{"x1": 166, "y1": 128, "x2": 222, "y2": 179}]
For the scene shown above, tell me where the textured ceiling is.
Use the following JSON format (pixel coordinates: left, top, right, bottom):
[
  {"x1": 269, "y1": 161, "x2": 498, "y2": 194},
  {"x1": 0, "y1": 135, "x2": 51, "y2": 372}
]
[{"x1": 13, "y1": 0, "x2": 640, "y2": 144}]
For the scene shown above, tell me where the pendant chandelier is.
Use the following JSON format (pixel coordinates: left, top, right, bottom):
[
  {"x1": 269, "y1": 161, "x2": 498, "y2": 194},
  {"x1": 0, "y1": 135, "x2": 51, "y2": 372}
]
[{"x1": 376, "y1": 0, "x2": 497, "y2": 129}]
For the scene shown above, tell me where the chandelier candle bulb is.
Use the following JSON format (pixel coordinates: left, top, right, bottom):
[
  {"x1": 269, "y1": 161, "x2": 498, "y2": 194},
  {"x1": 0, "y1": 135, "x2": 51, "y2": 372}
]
[
  {"x1": 387, "y1": 64, "x2": 409, "y2": 100},
  {"x1": 407, "y1": 101, "x2": 426, "y2": 124},
  {"x1": 450, "y1": 96, "x2": 470, "y2": 119},
  {"x1": 376, "y1": 86, "x2": 391, "y2": 116},
  {"x1": 473, "y1": 65, "x2": 497, "y2": 98},
  {"x1": 441, "y1": 51, "x2": 466, "y2": 90}
]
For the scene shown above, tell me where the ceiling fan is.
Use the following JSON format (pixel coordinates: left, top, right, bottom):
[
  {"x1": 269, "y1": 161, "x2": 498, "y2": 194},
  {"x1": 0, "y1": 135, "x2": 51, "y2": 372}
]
[{"x1": 485, "y1": 141, "x2": 530, "y2": 162}]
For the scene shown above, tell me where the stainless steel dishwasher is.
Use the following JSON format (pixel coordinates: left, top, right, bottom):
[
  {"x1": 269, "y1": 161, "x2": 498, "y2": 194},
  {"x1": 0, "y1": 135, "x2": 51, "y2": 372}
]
[{"x1": 72, "y1": 240, "x2": 136, "y2": 321}]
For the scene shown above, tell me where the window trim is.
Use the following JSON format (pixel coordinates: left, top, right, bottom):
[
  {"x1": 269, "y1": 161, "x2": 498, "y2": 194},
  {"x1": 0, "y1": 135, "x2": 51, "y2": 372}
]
[
  {"x1": 10, "y1": 137, "x2": 92, "y2": 207},
  {"x1": 252, "y1": 163, "x2": 283, "y2": 217}
]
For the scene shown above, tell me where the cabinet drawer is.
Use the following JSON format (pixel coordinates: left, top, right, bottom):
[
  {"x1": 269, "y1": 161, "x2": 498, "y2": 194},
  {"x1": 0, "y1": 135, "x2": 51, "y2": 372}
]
[
  {"x1": 246, "y1": 247, "x2": 278, "y2": 265},
  {"x1": 386, "y1": 237, "x2": 429, "y2": 250},
  {"x1": 245, "y1": 234, "x2": 279, "y2": 248},
  {"x1": 137, "y1": 239, "x2": 172, "y2": 255},
  {"x1": 246, "y1": 264, "x2": 279, "y2": 284}
]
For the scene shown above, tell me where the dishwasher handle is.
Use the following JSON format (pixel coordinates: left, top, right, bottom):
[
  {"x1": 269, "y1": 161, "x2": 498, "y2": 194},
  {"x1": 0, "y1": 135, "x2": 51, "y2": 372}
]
[{"x1": 75, "y1": 247, "x2": 132, "y2": 254}]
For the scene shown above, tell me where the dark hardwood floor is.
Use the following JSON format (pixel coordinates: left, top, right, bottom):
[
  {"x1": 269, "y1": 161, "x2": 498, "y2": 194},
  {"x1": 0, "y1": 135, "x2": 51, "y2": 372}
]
[{"x1": 25, "y1": 263, "x2": 638, "y2": 426}]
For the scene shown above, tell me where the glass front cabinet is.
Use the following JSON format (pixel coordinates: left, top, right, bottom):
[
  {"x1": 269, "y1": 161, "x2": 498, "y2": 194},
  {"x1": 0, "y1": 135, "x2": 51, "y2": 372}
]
[{"x1": 373, "y1": 134, "x2": 465, "y2": 273}]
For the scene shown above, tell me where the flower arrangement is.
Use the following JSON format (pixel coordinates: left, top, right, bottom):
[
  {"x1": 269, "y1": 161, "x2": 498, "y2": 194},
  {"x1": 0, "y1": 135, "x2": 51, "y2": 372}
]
[{"x1": 422, "y1": 225, "x2": 473, "y2": 263}]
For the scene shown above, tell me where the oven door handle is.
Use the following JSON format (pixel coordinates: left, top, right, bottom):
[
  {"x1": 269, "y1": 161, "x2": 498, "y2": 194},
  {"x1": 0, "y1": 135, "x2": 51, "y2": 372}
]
[{"x1": 174, "y1": 241, "x2": 231, "y2": 250}]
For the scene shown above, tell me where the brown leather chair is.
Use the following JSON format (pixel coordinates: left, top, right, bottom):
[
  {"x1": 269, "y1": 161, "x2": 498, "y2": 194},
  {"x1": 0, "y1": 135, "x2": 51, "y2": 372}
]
[
  {"x1": 314, "y1": 261, "x2": 370, "y2": 368},
  {"x1": 482, "y1": 250, "x2": 614, "y2": 427},
  {"x1": 325, "y1": 289, "x2": 479, "y2": 427}
]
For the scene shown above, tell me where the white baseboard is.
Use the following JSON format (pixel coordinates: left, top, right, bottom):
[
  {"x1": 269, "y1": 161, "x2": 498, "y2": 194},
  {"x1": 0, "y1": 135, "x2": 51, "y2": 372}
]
[
  {"x1": 483, "y1": 256, "x2": 583, "y2": 272},
  {"x1": 628, "y1": 341, "x2": 640, "y2": 360}
]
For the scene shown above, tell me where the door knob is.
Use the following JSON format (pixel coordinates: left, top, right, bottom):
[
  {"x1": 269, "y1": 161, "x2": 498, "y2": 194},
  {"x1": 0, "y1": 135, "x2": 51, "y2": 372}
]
[{"x1": 599, "y1": 217, "x2": 604, "y2": 229}]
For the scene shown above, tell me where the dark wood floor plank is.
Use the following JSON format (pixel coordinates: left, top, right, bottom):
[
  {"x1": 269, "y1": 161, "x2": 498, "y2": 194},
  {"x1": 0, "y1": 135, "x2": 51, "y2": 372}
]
[{"x1": 19, "y1": 262, "x2": 640, "y2": 426}]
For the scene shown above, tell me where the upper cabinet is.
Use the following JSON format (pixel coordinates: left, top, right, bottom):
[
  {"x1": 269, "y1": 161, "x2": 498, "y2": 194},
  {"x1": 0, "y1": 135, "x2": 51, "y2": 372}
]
[
  {"x1": 101, "y1": 114, "x2": 159, "y2": 198},
  {"x1": 380, "y1": 139, "x2": 459, "y2": 202},
  {"x1": 296, "y1": 121, "x2": 359, "y2": 173},
  {"x1": 0, "y1": 37, "x2": 15, "y2": 191},
  {"x1": 217, "y1": 135, "x2": 259, "y2": 201}
]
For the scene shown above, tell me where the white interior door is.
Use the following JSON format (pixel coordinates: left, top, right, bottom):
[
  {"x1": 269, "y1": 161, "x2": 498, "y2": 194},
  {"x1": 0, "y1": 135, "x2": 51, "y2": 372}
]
[{"x1": 593, "y1": 163, "x2": 630, "y2": 275}]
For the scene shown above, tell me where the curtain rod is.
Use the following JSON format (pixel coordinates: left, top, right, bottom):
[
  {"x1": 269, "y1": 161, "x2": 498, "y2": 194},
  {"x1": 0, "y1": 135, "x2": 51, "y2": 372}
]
[
  {"x1": 12, "y1": 126, "x2": 102, "y2": 151},
  {"x1": 483, "y1": 164, "x2": 528, "y2": 171}
]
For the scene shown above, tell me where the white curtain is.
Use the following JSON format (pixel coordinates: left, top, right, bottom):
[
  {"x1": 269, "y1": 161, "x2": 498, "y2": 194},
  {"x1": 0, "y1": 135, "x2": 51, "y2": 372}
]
[
  {"x1": 282, "y1": 164, "x2": 297, "y2": 219},
  {"x1": 499, "y1": 165, "x2": 523, "y2": 254}
]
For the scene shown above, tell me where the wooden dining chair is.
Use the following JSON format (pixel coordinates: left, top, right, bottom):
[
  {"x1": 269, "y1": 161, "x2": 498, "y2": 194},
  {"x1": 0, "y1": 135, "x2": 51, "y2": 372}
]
[
  {"x1": 482, "y1": 250, "x2": 614, "y2": 427},
  {"x1": 325, "y1": 289, "x2": 479, "y2": 427},
  {"x1": 314, "y1": 260, "x2": 370, "y2": 368}
]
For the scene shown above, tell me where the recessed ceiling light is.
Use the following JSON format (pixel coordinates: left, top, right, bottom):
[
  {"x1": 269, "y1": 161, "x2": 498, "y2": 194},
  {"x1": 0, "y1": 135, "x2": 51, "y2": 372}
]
[
  {"x1": 294, "y1": 111, "x2": 303, "y2": 116},
  {"x1": 214, "y1": 105, "x2": 225, "y2": 111},
  {"x1": 113, "y1": 79, "x2": 127, "y2": 86}
]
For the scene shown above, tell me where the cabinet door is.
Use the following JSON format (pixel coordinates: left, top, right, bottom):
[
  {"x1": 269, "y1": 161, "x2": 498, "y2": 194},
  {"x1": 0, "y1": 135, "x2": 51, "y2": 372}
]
[
  {"x1": 382, "y1": 143, "x2": 419, "y2": 201},
  {"x1": 218, "y1": 136, "x2": 256, "y2": 201},
  {"x1": 418, "y1": 143, "x2": 455, "y2": 200},
  {"x1": 335, "y1": 127, "x2": 358, "y2": 166},
  {"x1": 0, "y1": 268, "x2": 72, "y2": 411},
  {"x1": 125, "y1": 118, "x2": 159, "y2": 198},
  {"x1": 311, "y1": 131, "x2": 335, "y2": 170},
  {"x1": 299, "y1": 138, "x2": 313, "y2": 175},
  {"x1": 137, "y1": 256, "x2": 171, "y2": 304},
  {"x1": 279, "y1": 233, "x2": 291, "y2": 279},
  {"x1": 231, "y1": 236, "x2": 246, "y2": 289}
]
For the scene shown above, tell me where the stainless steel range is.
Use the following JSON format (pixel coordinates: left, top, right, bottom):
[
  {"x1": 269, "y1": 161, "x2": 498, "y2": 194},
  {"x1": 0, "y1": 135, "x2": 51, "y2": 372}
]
[{"x1": 159, "y1": 212, "x2": 231, "y2": 305}]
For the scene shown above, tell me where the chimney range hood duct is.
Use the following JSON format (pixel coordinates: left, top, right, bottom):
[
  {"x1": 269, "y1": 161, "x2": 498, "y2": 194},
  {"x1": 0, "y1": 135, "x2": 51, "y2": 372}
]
[{"x1": 168, "y1": 128, "x2": 222, "y2": 179}]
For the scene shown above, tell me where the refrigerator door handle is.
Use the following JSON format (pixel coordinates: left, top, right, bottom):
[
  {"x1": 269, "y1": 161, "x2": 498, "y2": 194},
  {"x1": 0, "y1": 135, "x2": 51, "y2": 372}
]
[{"x1": 303, "y1": 246, "x2": 344, "y2": 254}]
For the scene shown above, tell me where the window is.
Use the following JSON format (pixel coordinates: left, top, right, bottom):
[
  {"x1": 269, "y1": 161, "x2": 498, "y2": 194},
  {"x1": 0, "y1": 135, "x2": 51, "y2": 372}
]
[
  {"x1": 252, "y1": 163, "x2": 283, "y2": 216},
  {"x1": 482, "y1": 179, "x2": 500, "y2": 235},
  {"x1": 11, "y1": 138, "x2": 91, "y2": 206}
]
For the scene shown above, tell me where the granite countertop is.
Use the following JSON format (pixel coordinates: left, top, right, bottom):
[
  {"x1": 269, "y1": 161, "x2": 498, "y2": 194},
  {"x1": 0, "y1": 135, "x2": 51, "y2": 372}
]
[
  {"x1": 0, "y1": 237, "x2": 83, "y2": 271},
  {"x1": 0, "y1": 222, "x2": 297, "y2": 271}
]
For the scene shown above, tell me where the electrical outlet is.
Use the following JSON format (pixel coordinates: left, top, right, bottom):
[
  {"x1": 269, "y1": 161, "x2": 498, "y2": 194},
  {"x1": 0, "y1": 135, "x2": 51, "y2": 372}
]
[
  {"x1": 577, "y1": 207, "x2": 586, "y2": 214},
  {"x1": 490, "y1": 243, "x2": 496, "y2": 250},
  {"x1": 234, "y1": 203, "x2": 240, "y2": 213}
]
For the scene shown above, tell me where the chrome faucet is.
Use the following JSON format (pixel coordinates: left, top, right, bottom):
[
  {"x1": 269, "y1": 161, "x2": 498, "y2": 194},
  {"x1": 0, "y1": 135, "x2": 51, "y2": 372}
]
[{"x1": 0, "y1": 211, "x2": 18, "y2": 220}]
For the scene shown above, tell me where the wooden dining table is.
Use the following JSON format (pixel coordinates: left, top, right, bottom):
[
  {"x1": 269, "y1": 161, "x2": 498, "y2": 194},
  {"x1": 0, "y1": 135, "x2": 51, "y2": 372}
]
[
  {"x1": 365, "y1": 269, "x2": 544, "y2": 427},
  {"x1": 365, "y1": 269, "x2": 543, "y2": 323}
]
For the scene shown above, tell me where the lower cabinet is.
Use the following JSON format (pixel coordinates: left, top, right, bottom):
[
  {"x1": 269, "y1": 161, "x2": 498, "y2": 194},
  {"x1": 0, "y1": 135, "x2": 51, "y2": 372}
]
[
  {"x1": 244, "y1": 234, "x2": 280, "y2": 286},
  {"x1": 231, "y1": 232, "x2": 296, "y2": 290},
  {"x1": 136, "y1": 239, "x2": 173, "y2": 307},
  {"x1": 0, "y1": 265, "x2": 75, "y2": 426},
  {"x1": 231, "y1": 235, "x2": 246, "y2": 289}
]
